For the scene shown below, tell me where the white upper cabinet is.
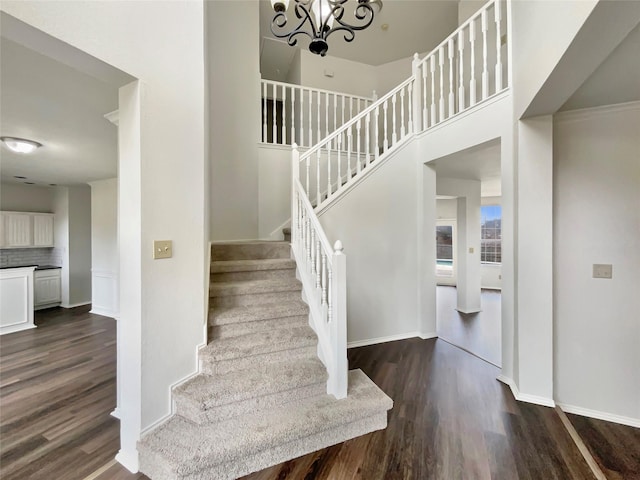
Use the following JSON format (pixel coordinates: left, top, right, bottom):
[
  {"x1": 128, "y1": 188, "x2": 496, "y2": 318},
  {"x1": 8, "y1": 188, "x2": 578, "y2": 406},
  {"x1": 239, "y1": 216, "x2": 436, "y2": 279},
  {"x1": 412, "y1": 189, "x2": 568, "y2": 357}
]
[
  {"x1": 0, "y1": 212, "x2": 54, "y2": 248},
  {"x1": 33, "y1": 214, "x2": 54, "y2": 247}
]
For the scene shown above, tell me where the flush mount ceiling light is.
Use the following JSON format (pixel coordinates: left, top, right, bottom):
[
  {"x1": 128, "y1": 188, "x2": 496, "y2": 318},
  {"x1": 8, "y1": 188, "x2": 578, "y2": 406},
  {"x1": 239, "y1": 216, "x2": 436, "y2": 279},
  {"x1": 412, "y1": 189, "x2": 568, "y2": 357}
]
[
  {"x1": 1, "y1": 137, "x2": 42, "y2": 154},
  {"x1": 270, "y1": 0, "x2": 382, "y2": 57}
]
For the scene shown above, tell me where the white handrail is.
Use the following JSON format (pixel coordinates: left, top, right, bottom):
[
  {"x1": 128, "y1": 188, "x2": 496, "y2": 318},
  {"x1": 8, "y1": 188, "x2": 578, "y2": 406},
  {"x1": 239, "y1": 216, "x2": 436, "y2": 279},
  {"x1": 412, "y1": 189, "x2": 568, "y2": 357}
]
[{"x1": 291, "y1": 145, "x2": 347, "y2": 398}]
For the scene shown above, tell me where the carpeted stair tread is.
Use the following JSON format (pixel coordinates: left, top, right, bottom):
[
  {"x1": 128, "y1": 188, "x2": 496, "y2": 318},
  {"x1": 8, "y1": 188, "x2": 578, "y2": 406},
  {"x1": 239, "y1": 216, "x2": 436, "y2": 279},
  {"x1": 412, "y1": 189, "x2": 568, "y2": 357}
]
[
  {"x1": 138, "y1": 370, "x2": 393, "y2": 477},
  {"x1": 211, "y1": 258, "x2": 296, "y2": 273},
  {"x1": 210, "y1": 278, "x2": 301, "y2": 297},
  {"x1": 174, "y1": 358, "x2": 326, "y2": 421},
  {"x1": 200, "y1": 325, "x2": 316, "y2": 362},
  {"x1": 209, "y1": 301, "x2": 309, "y2": 326},
  {"x1": 211, "y1": 242, "x2": 291, "y2": 261}
]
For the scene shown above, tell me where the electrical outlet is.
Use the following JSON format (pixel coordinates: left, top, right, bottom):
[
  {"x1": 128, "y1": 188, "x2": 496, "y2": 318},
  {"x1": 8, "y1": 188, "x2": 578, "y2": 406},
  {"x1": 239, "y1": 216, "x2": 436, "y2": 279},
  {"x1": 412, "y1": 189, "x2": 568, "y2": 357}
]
[
  {"x1": 592, "y1": 264, "x2": 612, "y2": 279},
  {"x1": 153, "y1": 240, "x2": 173, "y2": 259}
]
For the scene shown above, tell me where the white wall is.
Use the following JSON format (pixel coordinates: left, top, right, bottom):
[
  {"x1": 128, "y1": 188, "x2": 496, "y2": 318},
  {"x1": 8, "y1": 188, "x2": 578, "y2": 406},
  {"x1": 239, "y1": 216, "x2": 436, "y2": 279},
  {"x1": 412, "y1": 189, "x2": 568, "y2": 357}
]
[
  {"x1": 0, "y1": 1, "x2": 208, "y2": 471},
  {"x1": 208, "y1": 0, "x2": 260, "y2": 241},
  {"x1": 89, "y1": 178, "x2": 118, "y2": 317},
  {"x1": 298, "y1": 50, "x2": 376, "y2": 99},
  {"x1": 319, "y1": 140, "x2": 426, "y2": 344},
  {"x1": 0, "y1": 183, "x2": 54, "y2": 212},
  {"x1": 374, "y1": 55, "x2": 414, "y2": 98},
  {"x1": 67, "y1": 185, "x2": 91, "y2": 306},
  {"x1": 53, "y1": 187, "x2": 70, "y2": 305},
  {"x1": 554, "y1": 102, "x2": 640, "y2": 425}
]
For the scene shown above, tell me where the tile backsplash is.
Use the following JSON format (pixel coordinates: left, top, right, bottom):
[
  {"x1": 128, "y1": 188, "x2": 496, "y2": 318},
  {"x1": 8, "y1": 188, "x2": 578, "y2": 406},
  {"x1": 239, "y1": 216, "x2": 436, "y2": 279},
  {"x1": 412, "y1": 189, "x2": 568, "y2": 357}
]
[{"x1": 0, "y1": 247, "x2": 63, "y2": 268}]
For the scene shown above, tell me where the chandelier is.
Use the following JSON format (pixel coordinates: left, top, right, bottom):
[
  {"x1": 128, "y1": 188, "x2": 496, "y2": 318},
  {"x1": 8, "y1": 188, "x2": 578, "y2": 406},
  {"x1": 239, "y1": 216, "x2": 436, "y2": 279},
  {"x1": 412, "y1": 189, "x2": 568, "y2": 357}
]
[{"x1": 270, "y1": 0, "x2": 382, "y2": 57}]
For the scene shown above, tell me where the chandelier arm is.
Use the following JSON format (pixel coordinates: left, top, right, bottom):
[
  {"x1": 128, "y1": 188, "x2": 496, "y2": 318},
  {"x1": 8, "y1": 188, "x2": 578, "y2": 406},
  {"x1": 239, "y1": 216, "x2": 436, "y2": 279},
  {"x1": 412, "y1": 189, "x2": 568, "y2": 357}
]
[
  {"x1": 270, "y1": 3, "x2": 318, "y2": 42},
  {"x1": 330, "y1": 2, "x2": 375, "y2": 32}
]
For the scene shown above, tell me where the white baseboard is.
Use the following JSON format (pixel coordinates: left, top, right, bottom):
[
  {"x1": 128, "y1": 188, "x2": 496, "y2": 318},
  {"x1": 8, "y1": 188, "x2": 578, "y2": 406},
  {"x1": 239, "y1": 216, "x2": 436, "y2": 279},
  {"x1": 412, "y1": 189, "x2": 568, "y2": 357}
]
[
  {"x1": 497, "y1": 375, "x2": 556, "y2": 408},
  {"x1": 90, "y1": 307, "x2": 117, "y2": 318},
  {"x1": 419, "y1": 331, "x2": 438, "y2": 340},
  {"x1": 556, "y1": 403, "x2": 640, "y2": 428},
  {"x1": 110, "y1": 407, "x2": 121, "y2": 419},
  {"x1": 115, "y1": 449, "x2": 139, "y2": 473},
  {"x1": 62, "y1": 301, "x2": 91, "y2": 309},
  {"x1": 348, "y1": 331, "x2": 422, "y2": 349}
]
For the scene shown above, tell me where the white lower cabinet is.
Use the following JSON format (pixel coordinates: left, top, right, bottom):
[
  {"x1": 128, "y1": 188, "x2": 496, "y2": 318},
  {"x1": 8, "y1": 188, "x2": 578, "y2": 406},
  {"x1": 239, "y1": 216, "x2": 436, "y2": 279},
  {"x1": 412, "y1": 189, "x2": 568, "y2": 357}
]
[{"x1": 34, "y1": 269, "x2": 62, "y2": 309}]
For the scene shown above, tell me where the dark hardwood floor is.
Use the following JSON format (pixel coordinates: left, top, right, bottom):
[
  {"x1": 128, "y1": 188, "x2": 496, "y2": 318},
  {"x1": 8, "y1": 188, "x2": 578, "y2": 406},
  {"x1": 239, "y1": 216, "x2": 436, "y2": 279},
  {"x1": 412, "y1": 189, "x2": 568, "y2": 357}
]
[
  {"x1": 567, "y1": 413, "x2": 640, "y2": 480},
  {"x1": 437, "y1": 285, "x2": 502, "y2": 367},
  {"x1": 3, "y1": 306, "x2": 636, "y2": 479},
  {"x1": 0, "y1": 305, "x2": 120, "y2": 480}
]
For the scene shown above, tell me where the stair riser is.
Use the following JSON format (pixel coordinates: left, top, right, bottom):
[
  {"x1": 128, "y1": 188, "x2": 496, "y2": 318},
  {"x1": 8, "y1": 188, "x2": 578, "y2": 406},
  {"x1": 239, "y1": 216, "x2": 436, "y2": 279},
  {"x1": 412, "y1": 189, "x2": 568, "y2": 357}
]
[
  {"x1": 175, "y1": 381, "x2": 326, "y2": 425},
  {"x1": 210, "y1": 268, "x2": 296, "y2": 283},
  {"x1": 139, "y1": 413, "x2": 388, "y2": 480},
  {"x1": 209, "y1": 315, "x2": 308, "y2": 339},
  {"x1": 211, "y1": 291, "x2": 302, "y2": 308},
  {"x1": 211, "y1": 243, "x2": 291, "y2": 261},
  {"x1": 201, "y1": 345, "x2": 316, "y2": 375}
]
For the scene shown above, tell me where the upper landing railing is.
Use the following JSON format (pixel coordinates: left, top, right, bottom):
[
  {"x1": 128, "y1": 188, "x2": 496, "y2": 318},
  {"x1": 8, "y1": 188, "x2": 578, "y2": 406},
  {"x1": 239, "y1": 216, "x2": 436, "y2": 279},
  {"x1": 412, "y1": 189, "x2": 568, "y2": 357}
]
[
  {"x1": 289, "y1": 0, "x2": 508, "y2": 400},
  {"x1": 261, "y1": 80, "x2": 374, "y2": 149}
]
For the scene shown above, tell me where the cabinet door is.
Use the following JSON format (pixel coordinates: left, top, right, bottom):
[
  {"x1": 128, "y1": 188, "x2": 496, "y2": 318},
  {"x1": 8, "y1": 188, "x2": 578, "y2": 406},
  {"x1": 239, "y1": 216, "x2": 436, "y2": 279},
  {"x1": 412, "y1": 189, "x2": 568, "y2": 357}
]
[
  {"x1": 3, "y1": 213, "x2": 32, "y2": 247},
  {"x1": 35, "y1": 275, "x2": 61, "y2": 305},
  {"x1": 33, "y1": 215, "x2": 54, "y2": 247}
]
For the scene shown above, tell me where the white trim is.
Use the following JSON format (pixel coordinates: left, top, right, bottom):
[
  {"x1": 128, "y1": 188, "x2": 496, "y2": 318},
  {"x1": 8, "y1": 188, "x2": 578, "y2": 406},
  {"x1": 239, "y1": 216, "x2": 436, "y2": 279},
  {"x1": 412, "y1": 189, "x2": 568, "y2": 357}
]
[
  {"x1": 348, "y1": 331, "x2": 423, "y2": 349},
  {"x1": 419, "y1": 331, "x2": 438, "y2": 340},
  {"x1": 497, "y1": 375, "x2": 556, "y2": 408},
  {"x1": 0, "y1": 323, "x2": 36, "y2": 335},
  {"x1": 268, "y1": 218, "x2": 291, "y2": 241},
  {"x1": 555, "y1": 100, "x2": 640, "y2": 123},
  {"x1": 110, "y1": 407, "x2": 121, "y2": 419},
  {"x1": 61, "y1": 301, "x2": 91, "y2": 309},
  {"x1": 104, "y1": 109, "x2": 119, "y2": 126},
  {"x1": 90, "y1": 307, "x2": 117, "y2": 318},
  {"x1": 556, "y1": 403, "x2": 640, "y2": 428},
  {"x1": 456, "y1": 307, "x2": 482, "y2": 314},
  {"x1": 115, "y1": 450, "x2": 138, "y2": 474}
]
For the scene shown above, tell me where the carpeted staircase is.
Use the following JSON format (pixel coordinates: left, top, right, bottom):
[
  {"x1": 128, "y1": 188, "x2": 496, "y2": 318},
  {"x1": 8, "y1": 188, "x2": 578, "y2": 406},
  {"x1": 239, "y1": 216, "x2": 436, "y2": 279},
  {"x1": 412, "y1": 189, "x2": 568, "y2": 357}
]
[{"x1": 137, "y1": 241, "x2": 392, "y2": 480}]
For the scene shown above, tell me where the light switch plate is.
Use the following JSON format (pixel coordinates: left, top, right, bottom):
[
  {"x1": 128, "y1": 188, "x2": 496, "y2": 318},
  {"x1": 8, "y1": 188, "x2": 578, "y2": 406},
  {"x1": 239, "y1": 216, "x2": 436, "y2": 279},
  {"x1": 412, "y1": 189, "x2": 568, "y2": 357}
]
[
  {"x1": 469, "y1": 247, "x2": 474, "y2": 254},
  {"x1": 153, "y1": 240, "x2": 173, "y2": 259},
  {"x1": 592, "y1": 264, "x2": 612, "y2": 279}
]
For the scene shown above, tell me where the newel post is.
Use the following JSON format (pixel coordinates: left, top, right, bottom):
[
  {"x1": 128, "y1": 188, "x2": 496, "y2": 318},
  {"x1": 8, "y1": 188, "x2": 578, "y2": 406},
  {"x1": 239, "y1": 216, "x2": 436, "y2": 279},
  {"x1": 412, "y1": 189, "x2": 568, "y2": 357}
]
[
  {"x1": 411, "y1": 53, "x2": 423, "y2": 134},
  {"x1": 330, "y1": 240, "x2": 348, "y2": 399},
  {"x1": 291, "y1": 144, "x2": 300, "y2": 252}
]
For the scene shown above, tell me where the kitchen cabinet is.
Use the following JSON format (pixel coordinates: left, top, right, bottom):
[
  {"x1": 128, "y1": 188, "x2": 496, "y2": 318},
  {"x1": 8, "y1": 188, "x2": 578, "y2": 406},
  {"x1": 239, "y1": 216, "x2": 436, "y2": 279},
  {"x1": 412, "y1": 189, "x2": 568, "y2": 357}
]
[
  {"x1": 34, "y1": 268, "x2": 62, "y2": 309},
  {"x1": 0, "y1": 211, "x2": 54, "y2": 248},
  {"x1": 0, "y1": 266, "x2": 36, "y2": 335}
]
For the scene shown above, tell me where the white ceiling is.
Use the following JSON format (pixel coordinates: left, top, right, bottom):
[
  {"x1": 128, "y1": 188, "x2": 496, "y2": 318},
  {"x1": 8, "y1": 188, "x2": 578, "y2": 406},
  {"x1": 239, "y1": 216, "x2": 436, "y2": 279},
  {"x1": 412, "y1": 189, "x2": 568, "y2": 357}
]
[
  {"x1": 561, "y1": 22, "x2": 640, "y2": 111},
  {"x1": 260, "y1": 0, "x2": 459, "y2": 80},
  {"x1": 0, "y1": 29, "x2": 131, "y2": 186},
  {"x1": 431, "y1": 139, "x2": 502, "y2": 197}
]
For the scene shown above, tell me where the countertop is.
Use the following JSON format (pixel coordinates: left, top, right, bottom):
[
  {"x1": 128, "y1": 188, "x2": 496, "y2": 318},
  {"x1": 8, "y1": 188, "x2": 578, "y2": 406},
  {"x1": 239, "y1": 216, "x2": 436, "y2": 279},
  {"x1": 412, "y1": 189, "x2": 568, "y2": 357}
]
[{"x1": 0, "y1": 265, "x2": 61, "y2": 270}]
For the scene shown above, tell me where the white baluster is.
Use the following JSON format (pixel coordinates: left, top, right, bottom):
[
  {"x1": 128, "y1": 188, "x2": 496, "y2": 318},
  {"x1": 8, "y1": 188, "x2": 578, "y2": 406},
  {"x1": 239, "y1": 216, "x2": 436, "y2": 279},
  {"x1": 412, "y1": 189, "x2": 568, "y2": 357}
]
[
  {"x1": 349, "y1": 97, "x2": 353, "y2": 123},
  {"x1": 408, "y1": 82, "x2": 414, "y2": 134},
  {"x1": 422, "y1": 63, "x2": 428, "y2": 129},
  {"x1": 316, "y1": 149, "x2": 321, "y2": 207},
  {"x1": 383, "y1": 99, "x2": 389, "y2": 151},
  {"x1": 325, "y1": 92, "x2": 329, "y2": 140},
  {"x1": 448, "y1": 38, "x2": 455, "y2": 117},
  {"x1": 495, "y1": 0, "x2": 503, "y2": 92},
  {"x1": 327, "y1": 263, "x2": 333, "y2": 322},
  {"x1": 333, "y1": 93, "x2": 337, "y2": 148},
  {"x1": 272, "y1": 83, "x2": 277, "y2": 143},
  {"x1": 308, "y1": 89, "x2": 313, "y2": 145},
  {"x1": 291, "y1": 87, "x2": 296, "y2": 145},
  {"x1": 341, "y1": 96, "x2": 346, "y2": 154},
  {"x1": 439, "y1": 47, "x2": 445, "y2": 123},
  {"x1": 374, "y1": 106, "x2": 380, "y2": 160},
  {"x1": 321, "y1": 254, "x2": 327, "y2": 305},
  {"x1": 306, "y1": 155, "x2": 310, "y2": 195},
  {"x1": 316, "y1": 238, "x2": 321, "y2": 289},
  {"x1": 356, "y1": 118, "x2": 361, "y2": 174},
  {"x1": 337, "y1": 136, "x2": 342, "y2": 190},
  {"x1": 391, "y1": 94, "x2": 398, "y2": 144},
  {"x1": 310, "y1": 228, "x2": 316, "y2": 276},
  {"x1": 365, "y1": 111, "x2": 371, "y2": 167},
  {"x1": 317, "y1": 91, "x2": 321, "y2": 145},
  {"x1": 481, "y1": 9, "x2": 489, "y2": 100},
  {"x1": 400, "y1": 88, "x2": 406, "y2": 137},
  {"x1": 306, "y1": 217, "x2": 311, "y2": 265},
  {"x1": 430, "y1": 56, "x2": 437, "y2": 126},
  {"x1": 262, "y1": 82, "x2": 267, "y2": 142},
  {"x1": 470, "y1": 20, "x2": 477, "y2": 106},
  {"x1": 347, "y1": 129, "x2": 353, "y2": 179},
  {"x1": 327, "y1": 142, "x2": 332, "y2": 200},
  {"x1": 282, "y1": 86, "x2": 287, "y2": 144},
  {"x1": 458, "y1": 30, "x2": 465, "y2": 111}
]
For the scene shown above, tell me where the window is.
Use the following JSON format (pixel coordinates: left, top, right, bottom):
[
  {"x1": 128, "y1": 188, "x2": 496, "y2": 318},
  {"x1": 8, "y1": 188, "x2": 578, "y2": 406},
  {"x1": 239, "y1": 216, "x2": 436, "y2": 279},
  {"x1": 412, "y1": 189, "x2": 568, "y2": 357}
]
[
  {"x1": 481, "y1": 205, "x2": 501, "y2": 263},
  {"x1": 436, "y1": 224, "x2": 454, "y2": 277}
]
